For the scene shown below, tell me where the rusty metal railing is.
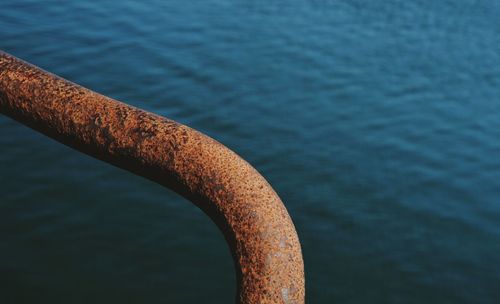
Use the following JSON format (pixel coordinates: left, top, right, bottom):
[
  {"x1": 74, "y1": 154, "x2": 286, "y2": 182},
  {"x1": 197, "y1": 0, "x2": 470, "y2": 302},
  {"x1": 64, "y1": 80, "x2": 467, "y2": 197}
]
[{"x1": 0, "y1": 51, "x2": 305, "y2": 304}]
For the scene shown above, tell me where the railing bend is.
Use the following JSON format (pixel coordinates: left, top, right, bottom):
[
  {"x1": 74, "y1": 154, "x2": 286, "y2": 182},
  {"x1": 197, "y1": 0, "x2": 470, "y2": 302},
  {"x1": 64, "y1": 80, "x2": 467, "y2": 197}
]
[{"x1": 0, "y1": 51, "x2": 304, "y2": 304}]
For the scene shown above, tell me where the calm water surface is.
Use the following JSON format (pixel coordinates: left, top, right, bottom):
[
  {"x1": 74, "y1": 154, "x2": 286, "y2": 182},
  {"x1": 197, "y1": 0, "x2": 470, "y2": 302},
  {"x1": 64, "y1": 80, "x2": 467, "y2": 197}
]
[{"x1": 1, "y1": 0, "x2": 500, "y2": 303}]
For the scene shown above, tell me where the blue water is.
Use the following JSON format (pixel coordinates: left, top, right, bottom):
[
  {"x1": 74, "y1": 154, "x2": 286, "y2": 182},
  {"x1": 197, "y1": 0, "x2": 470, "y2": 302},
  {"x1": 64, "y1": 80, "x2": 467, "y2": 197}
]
[{"x1": 1, "y1": 0, "x2": 500, "y2": 303}]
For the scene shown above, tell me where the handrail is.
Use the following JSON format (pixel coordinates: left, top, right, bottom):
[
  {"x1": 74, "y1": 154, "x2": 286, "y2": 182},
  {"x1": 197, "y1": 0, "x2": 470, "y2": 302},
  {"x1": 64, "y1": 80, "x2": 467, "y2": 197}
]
[{"x1": 0, "y1": 51, "x2": 304, "y2": 304}]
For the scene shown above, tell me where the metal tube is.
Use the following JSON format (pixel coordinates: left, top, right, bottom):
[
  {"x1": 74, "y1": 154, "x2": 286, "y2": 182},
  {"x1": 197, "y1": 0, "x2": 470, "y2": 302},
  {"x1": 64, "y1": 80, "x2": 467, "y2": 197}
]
[{"x1": 0, "y1": 51, "x2": 304, "y2": 304}]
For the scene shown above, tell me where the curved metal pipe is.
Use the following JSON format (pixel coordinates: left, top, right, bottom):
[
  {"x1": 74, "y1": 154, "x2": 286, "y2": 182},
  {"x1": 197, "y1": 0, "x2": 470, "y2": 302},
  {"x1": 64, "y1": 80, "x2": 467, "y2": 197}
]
[{"x1": 0, "y1": 51, "x2": 304, "y2": 304}]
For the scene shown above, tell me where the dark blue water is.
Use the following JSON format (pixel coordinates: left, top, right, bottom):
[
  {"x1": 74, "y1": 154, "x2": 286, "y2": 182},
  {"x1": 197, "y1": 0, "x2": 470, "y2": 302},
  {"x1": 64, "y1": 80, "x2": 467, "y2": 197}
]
[{"x1": 2, "y1": 0, "x2": 500, "y2": 303}]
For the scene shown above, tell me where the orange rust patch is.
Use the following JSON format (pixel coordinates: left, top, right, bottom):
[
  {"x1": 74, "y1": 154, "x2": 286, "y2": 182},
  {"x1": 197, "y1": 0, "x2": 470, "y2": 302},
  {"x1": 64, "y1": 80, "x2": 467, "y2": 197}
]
[{"x1": 0, "y1": 50, "x2": 305, "y2": 304}]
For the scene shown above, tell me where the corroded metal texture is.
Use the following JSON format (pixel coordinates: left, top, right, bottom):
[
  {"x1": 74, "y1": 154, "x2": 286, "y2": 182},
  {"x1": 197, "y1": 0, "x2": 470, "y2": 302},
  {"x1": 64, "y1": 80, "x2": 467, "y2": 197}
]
[{"x1": 0, "y1": 51, "x2": 305, "y2": 304}]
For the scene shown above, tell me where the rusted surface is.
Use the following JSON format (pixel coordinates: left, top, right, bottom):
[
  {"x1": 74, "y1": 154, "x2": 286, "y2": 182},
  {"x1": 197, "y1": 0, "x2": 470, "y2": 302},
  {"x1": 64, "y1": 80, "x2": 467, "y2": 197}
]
[{"x1": 0, "y1": 51, "x2": 305, "y2": 304}]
